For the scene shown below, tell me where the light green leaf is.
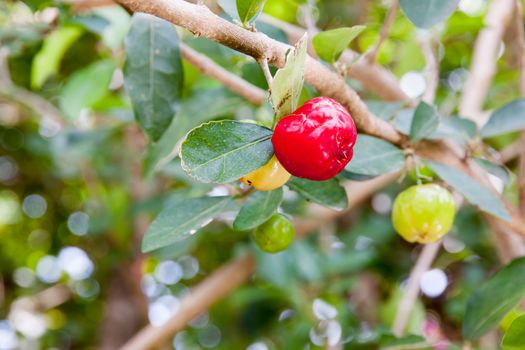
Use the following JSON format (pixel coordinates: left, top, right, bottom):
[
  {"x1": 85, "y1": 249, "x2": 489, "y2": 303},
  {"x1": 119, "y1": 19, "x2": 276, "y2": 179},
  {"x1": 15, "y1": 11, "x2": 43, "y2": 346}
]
[
  {"x1": 410, "y1": 101, "x2": 440, "y2": 142},
  {"x1": 233, "y1": 189, "x2": 283, "y2": 231},
  {"x1": 142, "y1": 196, "x2": 232, "y2": 252},
  {"x1": 463, "y1": 258, "x2": 525, "y2": 339},
  {"x1": 124, "y1": 12, "x2": 184, "y2": 141},
  {"x1": 31, "y1": 26, "x2": 83, "y2": 90},
  {"x1": 59, "y1": 59, "x2": 116, "y2": 119},
  {"x1": 236, "y1": 0, "x2": 266, "y2": 25},
  {"x1": 287, "y1": 177, "x2": 347, "y2": 211},
  {"x1": 143, "y1": 88, "x2": 246, "y2": 177},
  {"x1": 426, "y1": 160, "x2": 510, "y2": 221},
  {"x1": 481, "y1": 99, "x2": 525, "y2": 138},
  {"x1": 474, "y1": 158, "x2": 510, "y2": 186},
  {"x1": 502, "y1": 314, "x2": 525, "y2": 350},
  {"x1": 271, "y1": 34, "x2": 307, "y2": 120},
  {"x1": 399, "y1": 0, "x2": 459, "y2": 28},
  {"x1": 180, "y1": 120, "x2": 273, "y2": 183},
  {"x1": 312, "y1": 26, "x2": 365, "y2": 63},
  {"x1": 343, "y1": 135, "x2": 405, "y2": 177}
]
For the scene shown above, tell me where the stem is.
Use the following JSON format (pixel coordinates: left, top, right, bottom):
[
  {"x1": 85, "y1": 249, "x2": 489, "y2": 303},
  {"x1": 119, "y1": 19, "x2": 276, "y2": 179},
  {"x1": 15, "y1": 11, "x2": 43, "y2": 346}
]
[
  {"x1": 392, "y1": 241, "x2": 441, "y2": 336},
  {"x1": 366, "y1": 0, "x2": 398, "y2": 64},
  {"x1": 257, "y1": 57, "x2": 273, "y2": 89},
  {"x1": 514, "y1": 0, "x2": 525, "y2": 216}
]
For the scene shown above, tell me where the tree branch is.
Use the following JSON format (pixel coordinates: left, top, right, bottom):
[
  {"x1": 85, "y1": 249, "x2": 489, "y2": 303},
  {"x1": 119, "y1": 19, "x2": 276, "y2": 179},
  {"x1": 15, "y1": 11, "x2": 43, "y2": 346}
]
[
  {"x1": 180, "y1": 43, "x2": 267, "y2": 105},
  {"x1": 392, "y1": 241, "x2": 442, "y2": 336},
  {"x1": 460, "y1": 0, "x2": 515, "y2": 125},
  {"x1": 514, "y1": 0, "x2": 525, "y2": 216},
  {"x1": 419, "y1": 32, "x2": 439, "y2": 104}
]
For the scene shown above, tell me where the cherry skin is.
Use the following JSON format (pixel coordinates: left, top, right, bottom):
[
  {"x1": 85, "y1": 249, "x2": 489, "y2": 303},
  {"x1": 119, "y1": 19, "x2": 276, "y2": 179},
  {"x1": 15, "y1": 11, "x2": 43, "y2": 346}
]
[
  {"x1": 252, "y1": 213, "x2": 294, "y2": 253},
  {"x1": 240, "y1": 155, "x2": 291, "y2": 191},
  {"x1": 271, "y1": 97, "x2": 357, "y2": 181},
  {"x1": 391, "y1": 184, "x2": 456, "y2": 244}
]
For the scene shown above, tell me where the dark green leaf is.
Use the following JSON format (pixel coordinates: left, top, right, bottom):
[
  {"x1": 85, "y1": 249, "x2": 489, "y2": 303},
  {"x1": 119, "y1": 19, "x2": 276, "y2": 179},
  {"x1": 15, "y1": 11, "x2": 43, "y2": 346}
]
[
  {"x1": 59, "y1": 59, "x2": 116, "y2": 119},
  {"x1": 365, "y1": 100, "x2": 405, "y2": 121},
  {"x1": 474, "y1": 158, "x2": 510, "y2": 186},
  {"x1": 143, "y1": 88, "x2": 246, "y2": 177},
  {"x1": 502, "y1": 314, "x2": 525, "y2": 350},
  {"x1": 124, "y1": 13, "x2": 183, "y2": 141},
  {"x1": 233, "y1": 189, "x2": 283, "y2": 231},
  {"x1": 271, "y1": 34, "x2": 307, "y2": 119},
  {"x1": 463, "y1": 258, "x2": 525, "y2": 339},
  {"x1": 218, "y1": 0, "x2": 240, "y2": 21},
  {"x1": 426, "y1": 160, "x2": 510, "y2": 221},
  {"x1": 312, "y1": 26, "x2": 365, "y2": 63},
  {"x1": 399, "y1": 0, "x2": 459, "y2": 28},
  {"x1": 481, "y1": 99, "x2": 525, "y2": 138},
  {"x1": 180, "y1": 120, "x2": 273, "y2": 183},
  {"x1": 287, "y1": 177, "x2": 347, "y2": 211},
  {"x1": 410, "y1": 102, "x2": 440, "y2": 142},
  {"x1": 236, "y1": 0, "x2": 266, "y2": 25},
  {"x1": 142, "y1": 196, "x2": 232, "y2": 252},
  {"x1": 344, "y1": 135, "x2": 405, "y2": 177}
]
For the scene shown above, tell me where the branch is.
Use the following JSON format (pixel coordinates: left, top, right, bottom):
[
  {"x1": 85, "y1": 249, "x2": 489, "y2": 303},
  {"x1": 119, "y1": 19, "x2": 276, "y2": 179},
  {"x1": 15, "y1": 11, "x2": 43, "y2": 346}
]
[
  {"x1": 11, "y1": 284, "x2": 71, "y2": 313},
  {"x1": 259, "y1": 14, "x2": 410, "y2": 102},
  {"x1": 460, "y1": 0, "x2": 515, "y2": 125},
  {"x1": 514, "y1": 0, "x2": 525, "y2": 216},
  {"x1": 180, "y1": 43, "x2": 267, "y2": 105},
  {"x1": 119, "y1": 172, "x2": 401, "y2": 350},
  {"x1": 419, "y1": 32, "x2": 439, "y2": 104},
  {"x1": 392, "y1": 241, "x2": 442, "y2": 336},
  {"x1": 366, "y1": 0, "x2": 399, "y2": 64}
]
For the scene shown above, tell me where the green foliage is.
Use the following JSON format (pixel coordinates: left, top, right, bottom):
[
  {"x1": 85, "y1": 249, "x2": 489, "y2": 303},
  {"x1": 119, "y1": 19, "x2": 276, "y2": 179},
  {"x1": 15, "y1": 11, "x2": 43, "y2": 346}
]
[
  {"x1": 124, "y1": 13, "x2": 183, "y2": 141},
  {"x1": 344, "y1": 135, "x2": 405, "y2": 178},
  {"x1": 312, "y1": 26, "x2": 365, "y2": 63},
  {"x1": 481, "y1": 99, "x2": 525, "y2": 138},
  {"x1": 409, "y1": 101, "x2": 440, "y2": 142},
  {"x1": 180, "y1": 121, "x2": 274, "y2": 183},
  {"x1": 502, "y1": 314, "x2": 525, "y2": 350},
  {"x1": 399, "y1": 0, "x2": 459, "y2": 28},
  {"x1": 233, "y1": 189, "x2": 283, "y2": 231},
  {"x1": 464, "y1": 258, "x2": 525, "y2": 339},
  {"x1": 287, "y1": 177, "x2": 347, "y2": 211},
  {"x1": 426, "y1": 160, "x2": 510, "y2": 221},
  {"x1": 236, "y1": 0, "x2": 267, "y2": 25},
  {"x1": 59, "y1": 59, "x2": 116, "y2": 119},
  {"x1": 474, "y1": 158, "x2": 510, "y2": 186},
  {"x1": 271, "y1": 34, "x2": 307, "y2": 120},
  {"x1": 142, "y1": 196, "x2": 233, "y2": 252}
]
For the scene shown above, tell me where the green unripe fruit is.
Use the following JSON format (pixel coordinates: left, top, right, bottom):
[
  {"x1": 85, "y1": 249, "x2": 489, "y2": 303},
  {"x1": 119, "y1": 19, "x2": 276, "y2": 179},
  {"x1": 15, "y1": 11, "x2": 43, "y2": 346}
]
[
  {"x1": 252, "y1": 214, "x2": 294, "y2": 253},
  {"x1": 391, "y1": 184, "x2": 455, "y2": 244}
]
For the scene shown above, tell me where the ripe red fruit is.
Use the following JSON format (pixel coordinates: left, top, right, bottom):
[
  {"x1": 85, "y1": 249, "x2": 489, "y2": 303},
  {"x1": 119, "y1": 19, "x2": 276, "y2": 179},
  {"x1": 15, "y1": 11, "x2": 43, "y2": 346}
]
[{"x1": 271, "y1": 97, "x2": 357, "y2": 181}]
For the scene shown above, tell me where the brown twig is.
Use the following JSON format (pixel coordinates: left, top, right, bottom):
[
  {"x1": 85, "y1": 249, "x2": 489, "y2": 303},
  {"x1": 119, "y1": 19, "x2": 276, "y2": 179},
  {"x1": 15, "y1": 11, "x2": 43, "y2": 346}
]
[
  {"x1": 460, "y1": 0, "x2": 515, "y2": 125},
  {"x1": 366, "y1": 0, "x2": 399, "y2": 64},
  {"x1": 419, "y1": 32, "x2": 439, "y2": 104},
  {"x1": 180, "y1": 43, "x2": 267, "y2": 105},
  {"x1": 392, "y1": 241, "x2": 442, "y2": 336},
  {"x1": 257, "y1": 57, "x2": 273, "y2": 89},
  {"x1": 514, "y1": 0, "x2": 525, "y2": 216}
]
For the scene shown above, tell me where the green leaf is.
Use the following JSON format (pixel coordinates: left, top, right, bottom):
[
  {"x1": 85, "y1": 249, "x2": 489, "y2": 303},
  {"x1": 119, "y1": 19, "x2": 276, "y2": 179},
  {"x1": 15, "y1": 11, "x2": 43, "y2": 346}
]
[
  {"x1": 180, "y1": 120, "x2": 274, "y2": 183},
  {"x1": 343, "y1": 135, "x2": 405, "y2": 177},
  {"x1": 463, "y1": 258, "x2": 525, "y2": 339},
  {"x1": 287, "y1": 177, "x2": 347, "y2": 211},
  {"x1": 474, "y1": 158, "x2": 510, "y2": 186},
  {"x1": 312, "y1": 26, "x2": 365, "y2": 63},
  {"x1": 124, "y1": 12, "x2": 184, "y2": 141},
  {"x1": 481, "y1": 99, "x2": 525, "y2": 138},
  {"x1": 236, "y1": 0, "x2": 266, "y2": 25},
  {"x1": 426, "y1": 160, "x2": 510, "y2": 221},
  {"x1": 399, "y1": 0, "x2": 459, "y2": 28},
  {"x1": 59, "y1": 59, "x2": 116, "y2": 119},
  {"x1": 143, "y1": 88, "x2": 246, "y2": 177},
  {"x1": 31, "y1": 26, "x2": 83, "y2": 90},
  {"x1": 502, "y1": 314, "x2": 525, "y2": 350},
  {"x1": 233, "y1": 189, "x2": 283, "y2": 231},
  {"x1": 271, "y1": 34, "x2": 307, "y2": 120},
  {"x1": 410, "y1": 102, "x2": 440, "y2": 142},
  {"x1": 142, "y1": 196, "x2": 232, "y2": 252}
]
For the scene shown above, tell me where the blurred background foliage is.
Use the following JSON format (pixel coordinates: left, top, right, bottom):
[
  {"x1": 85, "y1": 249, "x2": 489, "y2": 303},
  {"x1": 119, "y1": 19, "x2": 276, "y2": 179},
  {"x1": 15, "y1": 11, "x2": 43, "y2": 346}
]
[{"x1": 0, "y1": 0, "x2": 523, "y2": 349}]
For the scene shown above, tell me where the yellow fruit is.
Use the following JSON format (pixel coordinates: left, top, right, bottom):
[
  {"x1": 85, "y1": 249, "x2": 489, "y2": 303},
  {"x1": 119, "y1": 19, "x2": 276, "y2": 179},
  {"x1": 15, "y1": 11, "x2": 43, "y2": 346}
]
[{"x1": 240, "y1": 155, "x2": 291, "y2": 191}]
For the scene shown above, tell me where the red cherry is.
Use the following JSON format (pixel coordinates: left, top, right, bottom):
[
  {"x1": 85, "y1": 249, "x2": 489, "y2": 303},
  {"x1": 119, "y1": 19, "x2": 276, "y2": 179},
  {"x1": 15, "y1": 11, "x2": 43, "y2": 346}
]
[{"x1": 271, "y1": 97, "x2": 357, "y2": 181}]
